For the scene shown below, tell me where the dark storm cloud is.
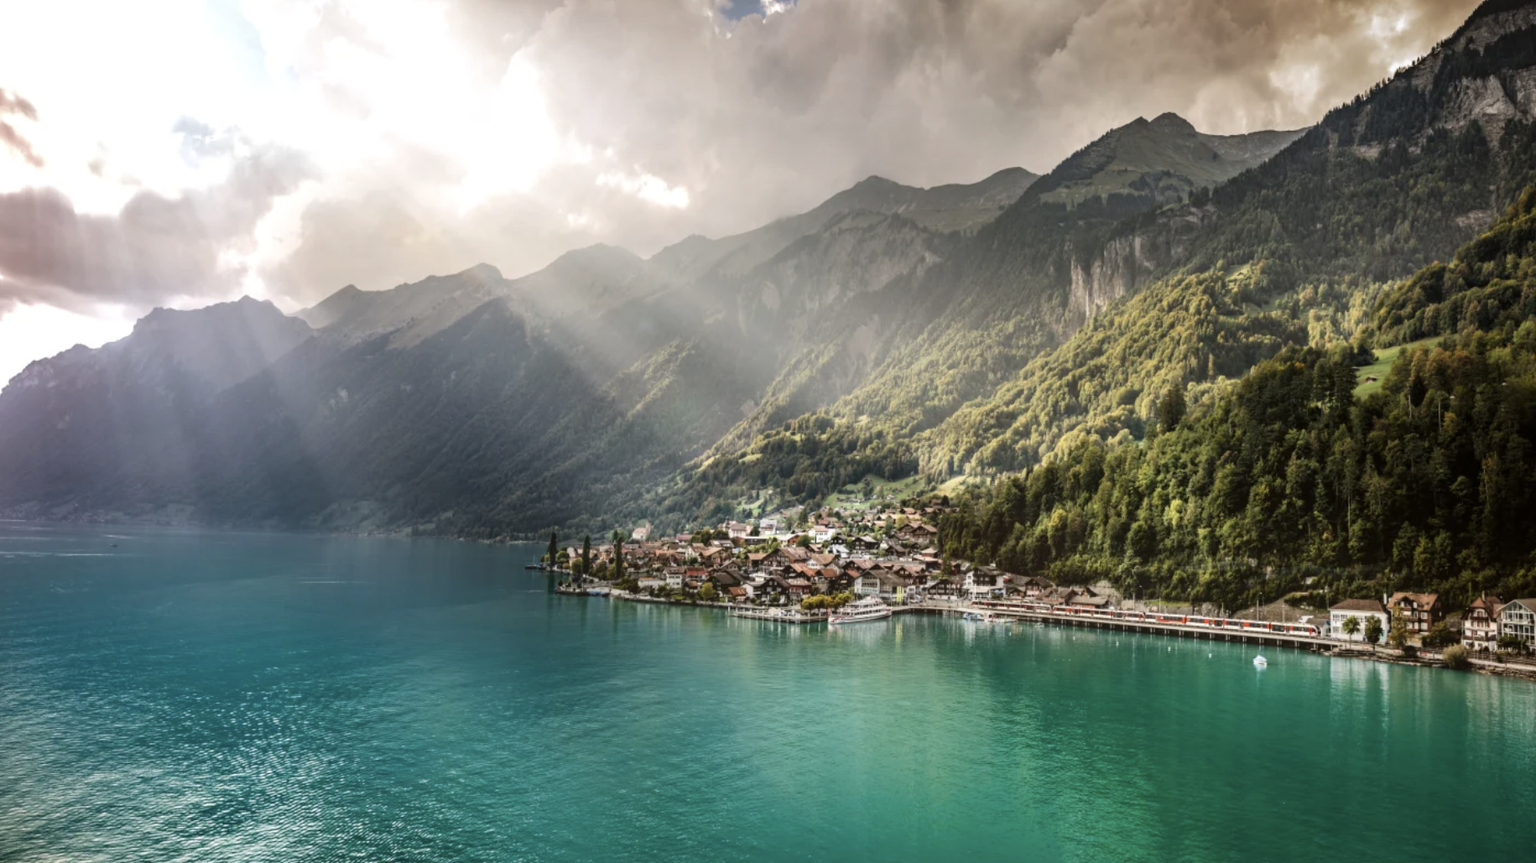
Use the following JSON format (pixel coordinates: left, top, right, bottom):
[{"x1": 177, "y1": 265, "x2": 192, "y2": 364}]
[
  {"x1": 0, "y1": 87, "x2": 42, "y2": 167},
  {"x1": 264, "y1": 0, "x2": 1481, "y2": 304},
  {"x1": 0, "y1": 140, "x2": 314, "y2": 314}
]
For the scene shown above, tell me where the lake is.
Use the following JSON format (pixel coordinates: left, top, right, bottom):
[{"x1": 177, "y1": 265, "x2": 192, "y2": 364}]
[{"x1": 1, "y1": 522, "x2": 1531, "y2": 862}]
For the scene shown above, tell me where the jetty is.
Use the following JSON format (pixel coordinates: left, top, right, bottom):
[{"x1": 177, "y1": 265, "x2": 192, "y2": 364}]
[
  {"x1": 729, "y1": 608, "x2": 829, "y2": 624},
  {"x1": 968, "y1": 601, "x2": 1333, "y2": 652}
]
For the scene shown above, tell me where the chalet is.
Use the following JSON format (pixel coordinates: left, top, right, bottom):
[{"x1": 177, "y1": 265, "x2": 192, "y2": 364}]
[
  {"x1": 631, "y1": 526, "x2": 651, "y2": 541},
  {"x1": 853, "y1": 570, "x2": 883, "y2": 597},
  {"x1": 784, "y1": 577, "x2": 813, "y2": 599},
  {"x1": 850, "y1": 535, "x2": 881, "y2": 552},
  {"x1": 781, "y1": 546, "x2": 811, "y2": 563},
  {"x1": 875, "y1": 571, "x2": 912, "y2": 603},
  {"x1": 1387, "y1": 592, "x2": 1443, "y2": 635},
  {"x1": 1498, "y1": 599, "x2": 1536, "y2": 652},
  {"x1": 811, "y1": 524, "x2": 837, "y2": 544},
  {"x1": 823, "y1": 571, "x2": 856, "y2": 594},
  {"x1": 1462, "y1": 595, "x2": 1504, "y2": 652},
  {"x1": 1038, "y1": 587, "x2": 1079, "y2": 606},
  {"x1": 964, "y1": 567, "x2": 1009, "y2": 600},
  {"x1": 855, "y1": 569, "x2": 910, "y2": 602},
  {"x1": 664, "y1": 568, "x2": 685, "y2": 590},
  {"x1": 1018, "y1": 576, "x2": 1054, "y2": 599},
  {"x1": 896, "y1": 521, "x2": 938, "y2": 543},
  {"x1": 1329, "y1": 598, "x2": 1390, "y2": 642},
  {"x1": 726, "y1": 521, "x2": 752, "y2": 540},
  {"x1": 759, "y1": 516, "x2": 780, "y2": 534},
  {"x1": 707, "y1": 570, "x2": 743, "y2": 590},
  {"x1": 926, "y1": 578, "x2": 962, "y2": 600},
  {"x1": 753, "y1": 575, "x2": 792, "y2": 603},
  {"x1": 727, "y1": 586, "x2": 749, "y2": 603},
  {"x1": 1069, "y1": 593, "x2": 1112, "y2": 609}
]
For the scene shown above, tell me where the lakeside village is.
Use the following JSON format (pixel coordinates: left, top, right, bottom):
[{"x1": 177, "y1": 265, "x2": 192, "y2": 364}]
[{"x1": 543, "y1": 503, "x2": 1536, "y2": 674}]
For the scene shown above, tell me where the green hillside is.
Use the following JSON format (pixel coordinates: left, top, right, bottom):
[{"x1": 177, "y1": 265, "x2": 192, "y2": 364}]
[{"x1": 938, "y1": 187, "x2": 1536, "y2": 611}]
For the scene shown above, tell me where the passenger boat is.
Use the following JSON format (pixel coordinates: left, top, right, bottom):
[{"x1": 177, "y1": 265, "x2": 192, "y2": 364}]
[{"x1": 829, "y1": 596, "x2": 893, "y2": 625}]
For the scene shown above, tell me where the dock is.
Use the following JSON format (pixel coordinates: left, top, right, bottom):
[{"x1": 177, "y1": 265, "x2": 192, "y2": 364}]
[
  {"x1": 967, "y1": 602, "x2": 1334, "y2": 652},
  {"x1": 729, "y1": 608, "x2": 828, "y2": 624}
]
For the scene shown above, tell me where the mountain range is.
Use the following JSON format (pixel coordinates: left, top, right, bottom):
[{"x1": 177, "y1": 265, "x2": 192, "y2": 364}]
[{"x1": 4, "y1": 0, "x2": 1536, "y2": 574}]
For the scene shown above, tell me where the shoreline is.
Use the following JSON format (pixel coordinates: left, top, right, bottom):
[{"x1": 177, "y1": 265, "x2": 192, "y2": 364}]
[{"x1": 557, "y1": 586, "x2": 1536, "y2": 683}]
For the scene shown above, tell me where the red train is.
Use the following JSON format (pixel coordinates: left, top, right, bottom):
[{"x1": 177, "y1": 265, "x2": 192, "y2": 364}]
[{"x1": 972, "y1": 599, "x2": 1322, "y2": 637}]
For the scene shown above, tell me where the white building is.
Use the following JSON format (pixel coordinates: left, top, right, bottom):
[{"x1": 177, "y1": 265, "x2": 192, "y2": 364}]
[
  {"x1": 1328, "y1": 598, "x2": 1390, "y2": 642},
  {"x1": 811, "y1": 524, "x2": 836, "y2": 544},
  {"x1": 1498, "y1": 599, "x2": 1536, "y2": 652},
  {"x1": 964, "y1": 569, "x2": 1008, "y2": 601}
]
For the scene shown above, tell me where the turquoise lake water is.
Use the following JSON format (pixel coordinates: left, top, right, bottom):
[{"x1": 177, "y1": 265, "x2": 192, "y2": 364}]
[{"x1": 1, "y1": 522, "x2": 1532, "y2": 862}]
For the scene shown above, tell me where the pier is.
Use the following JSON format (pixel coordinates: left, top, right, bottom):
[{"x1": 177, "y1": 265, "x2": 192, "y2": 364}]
[
  {"x1": 729, "y1": 608, "x2": 829, "y2": 624},
  {"x1": 964, "y1": 602, "x2": 1333, "y2": 652}
]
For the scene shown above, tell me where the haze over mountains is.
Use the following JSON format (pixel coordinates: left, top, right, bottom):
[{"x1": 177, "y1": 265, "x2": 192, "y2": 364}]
[{"x1": 3, "y1": 0, "x2": 1536, "y2": 544}]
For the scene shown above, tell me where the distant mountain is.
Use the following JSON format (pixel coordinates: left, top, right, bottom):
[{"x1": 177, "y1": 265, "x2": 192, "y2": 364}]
[
  {"x1": 0, "y1": 298, "x2": 311, "y2": 520},
  {"x1": 649, "y1": 166, "x2": 1037, "y2": 282},
  {"x1": 1034, "y1": 112, "x2": 1304, "y2": 208},
  {"x1": 5, "y1": 1, "x2": 1527, "y2": 538},
  {"x1": 890, "y1": 0, "x2": 1536, "y2": 483}
]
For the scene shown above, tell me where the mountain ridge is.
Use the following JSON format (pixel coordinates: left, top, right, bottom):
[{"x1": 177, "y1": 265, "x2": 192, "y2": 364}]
[{"x1": 2, "y1": 1, "x2": 1527, "y2": 538}]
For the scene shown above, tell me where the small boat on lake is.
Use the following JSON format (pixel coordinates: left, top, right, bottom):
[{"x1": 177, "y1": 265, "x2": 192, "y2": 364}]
[
  {"x1": 1253, "y1": 655, "x2": 1268, "y2": 668},
  {"x1": 829, "y1": 596, "x2": 893, "y2": 625}
]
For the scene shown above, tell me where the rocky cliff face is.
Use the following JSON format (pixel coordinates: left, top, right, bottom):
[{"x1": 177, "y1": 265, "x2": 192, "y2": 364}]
[{"x1": 1067, "y1": 206, "x2": 1218, "y2": 324}]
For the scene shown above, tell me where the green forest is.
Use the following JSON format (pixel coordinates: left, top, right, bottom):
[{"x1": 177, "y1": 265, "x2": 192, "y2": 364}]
[{"x1": 938, "y1": 187, "x2": 1536, "y2": 611}]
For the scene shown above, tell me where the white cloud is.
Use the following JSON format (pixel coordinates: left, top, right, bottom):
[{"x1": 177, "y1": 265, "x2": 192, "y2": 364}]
[
  {"x1": 596, "y1": 170, "x2": 692, "y2": 210},
  {"x1": 0, "y1": 0, "x2": 1488, "y2": 381}
]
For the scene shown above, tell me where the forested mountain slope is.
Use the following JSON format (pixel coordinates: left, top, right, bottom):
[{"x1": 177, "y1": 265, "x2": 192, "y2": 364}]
[
  {"x1": 654, "y1": 0, "x2": 1536, "y2": 530},
  {"x1": 939, "y1": 186, "x2": 1536, "y2": 611}
]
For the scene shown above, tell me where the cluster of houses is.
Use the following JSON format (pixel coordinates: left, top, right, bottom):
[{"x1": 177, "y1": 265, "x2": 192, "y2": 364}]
[
  {"x1": 570, "y1": 504, "x2": 1536, "y2": 657},
  {"x1": 563, "y1": 506, "x2": 1110, "y2": 610},
  {"x1": 1327, "y1": 592, "x2": 1536, "y2": 653}
]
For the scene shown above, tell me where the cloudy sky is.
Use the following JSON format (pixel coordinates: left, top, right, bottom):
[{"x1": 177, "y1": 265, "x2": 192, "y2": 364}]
[{"x1": 0, "y1": 0, "x2": 1482, "y2": 385}]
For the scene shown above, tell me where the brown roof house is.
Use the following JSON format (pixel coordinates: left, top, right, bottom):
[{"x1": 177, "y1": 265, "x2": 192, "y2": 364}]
[
  {"x1": 1387, "y1": 592, "x2": 1442, "y2": 635},
  {"x1": 1462, "y1": 595, "x2": 1504, "y2": 652}
]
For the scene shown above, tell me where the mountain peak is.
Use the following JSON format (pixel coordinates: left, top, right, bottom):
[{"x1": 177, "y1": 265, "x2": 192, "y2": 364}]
[
  {"x1": 458, "y1": 263, "x2": 504, "y2": 283},
  {"x1": 1148, "y1": 112, "x2": 1196, "y2": 133}
]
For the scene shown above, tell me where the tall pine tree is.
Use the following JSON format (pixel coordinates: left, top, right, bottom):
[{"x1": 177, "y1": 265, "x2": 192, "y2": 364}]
[
  {"x1": 546, "y1": 531, "x2": 558, "y2": 568},
  {"x1": 581, "y1": 534, "x2": 591, "y2": 580}
]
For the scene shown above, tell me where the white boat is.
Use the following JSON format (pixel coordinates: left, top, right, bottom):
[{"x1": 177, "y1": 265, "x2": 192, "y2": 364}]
[
  {"x1": 829, "y1": 596, "x2": 893, "y2": 624},
  {"x1": 1253, "y1": 655, "x2": 1268, "y2": 667}
]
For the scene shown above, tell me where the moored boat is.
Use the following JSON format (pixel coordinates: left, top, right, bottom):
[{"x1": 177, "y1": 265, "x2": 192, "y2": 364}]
[{"x1": 829, "y1": 596, "x2": 892, "y2": 625}]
